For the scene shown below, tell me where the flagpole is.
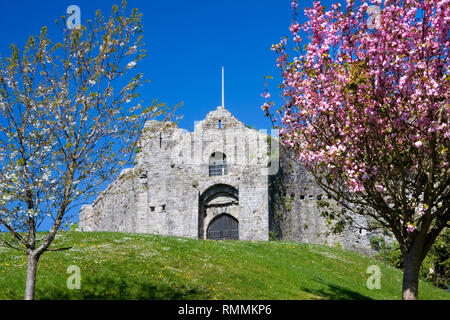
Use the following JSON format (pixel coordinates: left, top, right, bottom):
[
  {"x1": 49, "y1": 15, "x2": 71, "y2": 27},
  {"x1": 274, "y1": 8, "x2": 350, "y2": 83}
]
[{"x1": 222, "y1": 66, "x2": 224, "y2": 107}]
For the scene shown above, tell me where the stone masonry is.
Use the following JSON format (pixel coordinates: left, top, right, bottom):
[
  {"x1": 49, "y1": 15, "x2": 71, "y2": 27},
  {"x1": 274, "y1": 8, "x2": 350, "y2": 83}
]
[{"x1": 79, "y1": 105, "x2": 382, "y2": 255}]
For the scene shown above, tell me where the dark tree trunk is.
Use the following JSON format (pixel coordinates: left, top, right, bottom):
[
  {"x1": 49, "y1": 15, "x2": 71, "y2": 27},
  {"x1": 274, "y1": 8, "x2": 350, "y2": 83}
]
[
  {"x1": 24, "y1": 251, "x2": 40, "y2": 300},
  {"x1": 401, "y1": 242, "x2": 423, "y2": 300}
]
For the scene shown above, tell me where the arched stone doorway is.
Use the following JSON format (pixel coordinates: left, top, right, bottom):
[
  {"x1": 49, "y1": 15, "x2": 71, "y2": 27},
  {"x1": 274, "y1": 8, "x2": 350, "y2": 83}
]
[
  {"x1": 207, "y1": 214, "x2": 239, "y2": 240},
  {"x1": 198, "y1": 184, "x2": 239, "y2": 240}
]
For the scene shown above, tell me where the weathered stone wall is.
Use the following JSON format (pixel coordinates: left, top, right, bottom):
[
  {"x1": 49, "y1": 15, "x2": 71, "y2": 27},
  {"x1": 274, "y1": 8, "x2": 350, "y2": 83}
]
[
  {"x1": 185, "y1": 106, "x2": 269, "y2": 241},
  {"x1": 269, "y1": 144, "x2": 382, "y2": 256},
  {"x1": 79, "y1": 168, "x2": 141, "y2": 232},
  {"x1": 79, "y1": 106, "x2": 269, "y2": 241},
  {"x1": 79, "y1": 105, "x2": 384, "y2": 255}
]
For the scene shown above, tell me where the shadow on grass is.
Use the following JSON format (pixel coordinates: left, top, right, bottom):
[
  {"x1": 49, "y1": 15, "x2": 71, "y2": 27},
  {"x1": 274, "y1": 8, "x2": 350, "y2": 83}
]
[
  {"x1": 36, "y1": 275, "x2": 210, "y2": 300},
  {"x1": 301, "y1": 279, "x2": 373, "y2": 300}
]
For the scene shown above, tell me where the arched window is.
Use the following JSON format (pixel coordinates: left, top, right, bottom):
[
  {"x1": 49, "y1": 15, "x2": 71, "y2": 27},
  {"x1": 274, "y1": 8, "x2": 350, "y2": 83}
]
[{"x1": 209, "y1": 152, "x2": 227, "y2": 176}]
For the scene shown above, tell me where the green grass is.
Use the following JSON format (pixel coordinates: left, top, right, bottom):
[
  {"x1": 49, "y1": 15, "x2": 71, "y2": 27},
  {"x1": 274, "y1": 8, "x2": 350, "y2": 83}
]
[{"x1": 0, "y1": 231, "x2": 448, "y2": 300}]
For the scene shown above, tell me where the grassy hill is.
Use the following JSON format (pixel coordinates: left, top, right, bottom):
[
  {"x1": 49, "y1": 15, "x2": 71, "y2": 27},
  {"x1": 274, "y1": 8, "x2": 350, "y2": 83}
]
[{"x1": 0, "y1": 231, "x2": 448, "y2": 300}]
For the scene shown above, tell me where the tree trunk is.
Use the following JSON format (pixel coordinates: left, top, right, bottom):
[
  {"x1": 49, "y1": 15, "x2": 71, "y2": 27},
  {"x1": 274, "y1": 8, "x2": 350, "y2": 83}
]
[
  {"x1": 24, "y1": 251, "x2": 40, "y2": 300},
  {"x1": 401, "y1": 244, "x2": 422, "y2": 300}
]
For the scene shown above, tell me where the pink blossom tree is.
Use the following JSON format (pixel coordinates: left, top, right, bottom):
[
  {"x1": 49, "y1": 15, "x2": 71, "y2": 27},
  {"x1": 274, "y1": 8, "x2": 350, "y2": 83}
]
[{"x1": 264, "y1": 0, "x2": 449, "y2": 299}]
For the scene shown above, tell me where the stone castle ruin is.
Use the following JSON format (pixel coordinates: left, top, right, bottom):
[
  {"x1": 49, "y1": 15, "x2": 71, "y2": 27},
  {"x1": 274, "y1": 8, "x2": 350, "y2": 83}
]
[{"x1": 79, "y1": 105, "x2": 381, "y2": 255}]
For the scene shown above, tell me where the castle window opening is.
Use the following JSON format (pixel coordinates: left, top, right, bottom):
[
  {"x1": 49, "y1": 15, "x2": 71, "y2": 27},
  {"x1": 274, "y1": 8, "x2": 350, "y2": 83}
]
[
  {"x1": 218, "y1": 120, "x2": 222, "y2": 129},
  {"x1": 209, "y1": 152, "x2": 228, "y2": 176}
]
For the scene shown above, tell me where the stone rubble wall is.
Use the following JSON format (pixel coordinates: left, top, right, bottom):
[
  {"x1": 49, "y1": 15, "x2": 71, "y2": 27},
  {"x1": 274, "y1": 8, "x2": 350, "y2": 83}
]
[
  {"x1": 269, "y1": 144, "x2": 386, "y2": 256},
  {"x1": 79, "y1": 105, "x2": 384, "y2": 256},
  {"x1": 79, "y1": 168, "x2": 141, "y2": 232},
  {"x1": 79, "y1": 106, "x2": 269, "y2": 241}
]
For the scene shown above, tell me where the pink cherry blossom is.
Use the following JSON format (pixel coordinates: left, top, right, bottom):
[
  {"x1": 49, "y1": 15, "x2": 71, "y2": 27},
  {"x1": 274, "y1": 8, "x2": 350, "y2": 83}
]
[
  {"x1": 264, "y1": 1, "x2": 449, "y2": 299},
  {"x1": 289, "y1": 21, "x2": 300, "y2": 34},
  {"x1": 407, "y1": 224, "x2": 417, "y2": 233},
  {"x1": 264, "y1": 0, "x2": 449, "y2": 204}
]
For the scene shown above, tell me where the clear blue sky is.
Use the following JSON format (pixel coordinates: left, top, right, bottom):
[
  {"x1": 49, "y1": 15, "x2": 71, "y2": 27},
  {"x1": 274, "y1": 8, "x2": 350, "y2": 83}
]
[
  {"x1": 0, "y1": 0, "x2": 338, "y2": 230},
  {"x1": 0, "y1": 0, "x2": 311, "y2": 131}
]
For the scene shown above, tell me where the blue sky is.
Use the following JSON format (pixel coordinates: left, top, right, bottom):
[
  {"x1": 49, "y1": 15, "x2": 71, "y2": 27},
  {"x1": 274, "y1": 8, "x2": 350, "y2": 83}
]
[
  {"x1": 0, "y1": 0, "x2": 309, "y2": 131},
  {"x1": 0, "y1": 0, "x2": 338, "y2": 230}
]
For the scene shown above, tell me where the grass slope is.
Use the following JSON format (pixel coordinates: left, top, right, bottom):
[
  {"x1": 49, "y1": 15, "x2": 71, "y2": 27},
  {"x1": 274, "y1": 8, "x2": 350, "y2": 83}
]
[{"x1": 0, "y1": 231, "x2": 448, "y2": 300}]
